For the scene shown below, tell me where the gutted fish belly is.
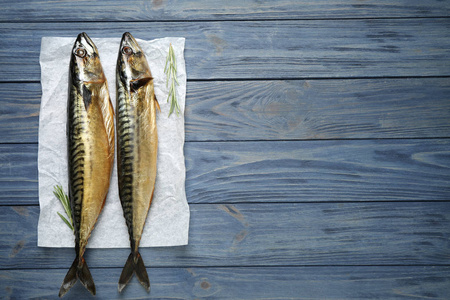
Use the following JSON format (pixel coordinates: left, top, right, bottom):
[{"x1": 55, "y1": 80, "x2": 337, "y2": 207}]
[
  {"x1": 116, "y1": 32, "x2": 159, "y2": 293},
  {"x1": 59, "y1": 32, "x2": 114, "y2": 298}
]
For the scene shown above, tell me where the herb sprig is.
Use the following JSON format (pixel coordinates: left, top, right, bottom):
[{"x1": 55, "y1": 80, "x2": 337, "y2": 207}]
[
  {"x1": 164, "y1": 43, "x2": 180, "y2": 117},
  {"x1": 53, "y1": 185, "x2": 73, "y2": 231}
]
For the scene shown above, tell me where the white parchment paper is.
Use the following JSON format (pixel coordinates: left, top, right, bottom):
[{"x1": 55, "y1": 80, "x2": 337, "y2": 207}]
[{"x1": 38, "y1": 37, "x2": 189, "y2": 248}]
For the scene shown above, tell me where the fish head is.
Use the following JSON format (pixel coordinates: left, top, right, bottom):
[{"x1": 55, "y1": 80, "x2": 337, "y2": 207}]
[
  {"x1": 117, "y1": 32, "x2": 152, "y2": 84},
  {"x1": 70, "y1": 32, "x2": 105, "y2": 83}
]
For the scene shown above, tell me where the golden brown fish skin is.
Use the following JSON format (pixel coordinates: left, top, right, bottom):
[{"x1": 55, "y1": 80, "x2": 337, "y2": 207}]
[
  {"x1": 59, "y1": 32, "x2": 114, "y2": 298},
  {"x1": 116, "y1": 32, "x2": 158, "y2": 293}
]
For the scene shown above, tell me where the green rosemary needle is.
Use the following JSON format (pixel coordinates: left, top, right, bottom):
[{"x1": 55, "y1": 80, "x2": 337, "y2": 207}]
[
  {"x1": 164, "y1": 43, "x2": 181, "y2": 117},
  {"x1": 53, "y1": 185, "x2": 73, "y2": 231}
]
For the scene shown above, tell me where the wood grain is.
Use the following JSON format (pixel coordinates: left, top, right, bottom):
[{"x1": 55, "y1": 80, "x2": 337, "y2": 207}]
[
  {"x1": 0, "y1": 145, "x2": 38, "y2": 203},
  {"x1": 185, "y1": 139, "x2": 450, "y2": 203},
  {"x1": 1, "y1": 1, "x2": 449, "y2": 299},
  {"x1": 2, "y1": 140, "x2": 449, "y2": 205},
  {"x1": 186, "y1": 78, "x2": 450, "y2": 141},
  {"x1": 1, "y1": 78, "x2": 450, "y2": 143},
  {"x1": 0, "y1": 84, "x2": 40, "y2": 143},
  {"x1": 1, "y1": 266, "x2": 449, "y2": 299},
  {"x1": 1, "y1": 203, "x2": 450, "y2": 269},
  {"x1": 1, "y1": 19, "x2": 449, "y2": 82},
  {"x1": 2, "y1": 0, "x2": 449, "y2": 22}
]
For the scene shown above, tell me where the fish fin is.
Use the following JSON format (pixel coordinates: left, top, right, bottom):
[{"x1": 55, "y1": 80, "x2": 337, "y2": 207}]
[
  {"x1": 130, "y1": 77, "x2": 152, "y2": 92},
  {"x1": 155, "y1": 95, "x2": 161, "y2": 113},
  {"x1": 99, "y1": 82, "x2": 115, "y2": 160},
  {"x1": 82, "y1": 85, "x2": 92, "y2": 110},
  {"x1": 59, "y1": 257, "x2": 79, "y2": 297},
  {"x1": 118, "y1": 252, "x2": 135, "y2": 293},
  {"x1": 135, "y1": 252, "x2": 150, "y2": 292},
  {"x1": 118, "y1": 252, "x2": 150, "y2": 293},
  {"x1": 77, "y1": 257, "x2": 96, "y2": 296},
  {"x1": 58, "y1": 256, "x2": 96, "y2": 297}
]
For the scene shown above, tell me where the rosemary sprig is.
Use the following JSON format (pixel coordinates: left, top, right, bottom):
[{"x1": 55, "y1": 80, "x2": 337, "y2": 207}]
[
  {"x1": 164, "y1": 43, "x2": 181, "y2": 117},
  {"x1": 53, "y1": 185, "x2": 74, "y2": 232}
]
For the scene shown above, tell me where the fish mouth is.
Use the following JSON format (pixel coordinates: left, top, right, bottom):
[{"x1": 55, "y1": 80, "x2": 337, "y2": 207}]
[
  {"x1": 75, "y1": 32, "x2": 97, "y2": 55},
  {"x1": 120, "y1": 32, "x2": 142, "y2": 53},
  {"x1": 76, "y1": 32, "x2": 91, "y2": 47}
]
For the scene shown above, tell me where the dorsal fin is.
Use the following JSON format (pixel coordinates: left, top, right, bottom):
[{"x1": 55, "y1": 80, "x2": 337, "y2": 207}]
[{"x1": 155, "y1": 95, "x2": 161, "y2": 113}]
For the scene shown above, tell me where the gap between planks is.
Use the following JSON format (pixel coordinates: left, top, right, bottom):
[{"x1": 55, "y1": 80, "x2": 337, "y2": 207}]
[
  {"x1": 3, "y1": 75, "x2": 450, "y2": 84},
  {"x1": 2, "y1": 264, "x2": 450, "y2": 271},
  {"x1": 1, "y1": 16, "x2": 450, "y2": 24},
  {"x1": 2, "y1": 136, "x2": 450, "y2": 146},
  {"x1": 2, "y1": 199, "x2": 450, "y2": 208}
]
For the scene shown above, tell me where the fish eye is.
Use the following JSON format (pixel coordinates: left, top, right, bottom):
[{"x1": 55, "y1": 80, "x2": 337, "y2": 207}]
[
  {"x1": 75, "y1": 48, "x2": 86, "y2": 57},
  {"x1": 122, "y1": 46, "x2": 133, "y2": 55}
]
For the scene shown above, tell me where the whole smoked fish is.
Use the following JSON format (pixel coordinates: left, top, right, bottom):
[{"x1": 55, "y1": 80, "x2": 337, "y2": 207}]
[
  {"x1": 59, "y1": 33, "x2": 115, "y2": 297},
  {"x1": 116, "y1": 32, "x2": 159, "y2": 293}
]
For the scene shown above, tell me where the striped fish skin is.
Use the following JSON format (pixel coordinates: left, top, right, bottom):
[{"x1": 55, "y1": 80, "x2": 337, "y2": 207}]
[
  {"x1": 60, "y1": 32, "x2": 114, "y2": 298},
  {"x1": 116, "y1": 32, "x2": 158, "y2": 293}
]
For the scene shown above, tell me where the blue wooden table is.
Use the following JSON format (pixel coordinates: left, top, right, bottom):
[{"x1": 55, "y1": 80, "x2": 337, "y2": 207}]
[{"x1": 1, "y1": 1, "x2": 450, "y2": 299}]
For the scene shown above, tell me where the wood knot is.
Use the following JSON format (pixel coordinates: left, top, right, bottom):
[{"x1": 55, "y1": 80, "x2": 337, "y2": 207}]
[
  {"x1": 235, "y1": 230, "x2": 248, "y2": 242},
  {"x1": 200, "y1": 281, "x2": 211, "y2": 290},
  {"x1": 10, "y1": 240, "x2": 25, "y2": 258},
  {"x1": 13, "y1": 206, "x2": 28, "y2": 216},
  {"x1": 152, "y1": 0, "x2": 164, "y2": 9}
]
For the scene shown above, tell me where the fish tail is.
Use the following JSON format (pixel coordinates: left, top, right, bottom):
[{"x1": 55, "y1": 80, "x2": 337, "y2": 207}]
[
  {"x1": 78, "y1": 257, "x2": 96, "y2": 295},
  {"x1": 118, "y1": 251, "x2": 150, "y2": 293},
  {"x1": 59, "y1": 257, "x2": 78, "y2": 297},
  {"x1": 59, "y1": 256, "x2": 95, "y2": 297}
]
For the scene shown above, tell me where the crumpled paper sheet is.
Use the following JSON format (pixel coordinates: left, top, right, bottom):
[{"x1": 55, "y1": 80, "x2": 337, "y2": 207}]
[{"x1": 38, "y1": 36, "x2": 189, "y2": 248}]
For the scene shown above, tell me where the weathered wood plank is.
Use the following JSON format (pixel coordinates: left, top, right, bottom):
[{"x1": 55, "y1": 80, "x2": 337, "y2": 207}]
[
  {"x1": 0, "y1": 145, "x2": 38, "y2": 203},
  {"x1": 2, "y1": 0, "x2": 449, "y2": 22},
  {"x1": 2, "y1": 79, "x2": 450, "y2": 143},
  {"x1": 1, "y1": 19, "x2": 449, "y2": 82},
  {"x1": 1, "y1": 140, "x2": 449, "y2": 205},
  {"x1": 185, "y1": 78, "x2": 450, "y2": 141},
  {"x1": 1, "y1": 203, "x2": 449, "y2": 269},
  {"x1": 185, "y1": 140, "x2": 450, "y2": 203},
  {"x1": 1, "y1": 266, "x2": 449, "y2": 299},
  {"x1": 0, "y1": 84, "x2": 40, "y2": 143}
]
